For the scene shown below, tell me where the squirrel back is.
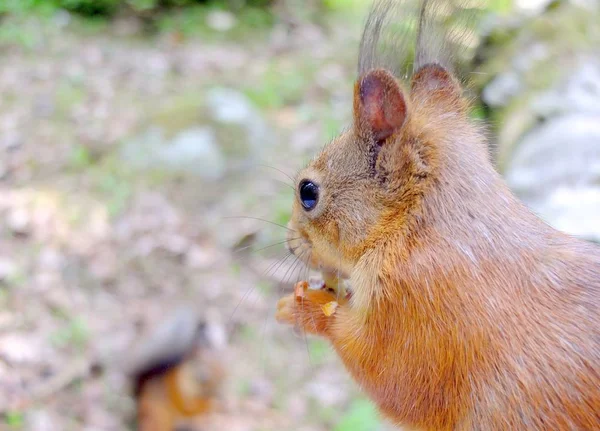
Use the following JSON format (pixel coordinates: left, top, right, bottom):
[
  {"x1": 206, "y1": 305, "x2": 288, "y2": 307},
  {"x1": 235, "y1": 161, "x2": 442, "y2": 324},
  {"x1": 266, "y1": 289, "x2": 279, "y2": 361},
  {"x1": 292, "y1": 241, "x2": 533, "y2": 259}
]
[{"x1": 277, "y1": 1, "x2": 600, "y2": 430}]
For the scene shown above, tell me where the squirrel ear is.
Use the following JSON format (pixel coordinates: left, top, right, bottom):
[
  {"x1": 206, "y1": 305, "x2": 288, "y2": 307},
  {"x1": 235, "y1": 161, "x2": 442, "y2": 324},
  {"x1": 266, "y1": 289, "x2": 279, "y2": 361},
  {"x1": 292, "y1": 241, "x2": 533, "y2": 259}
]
[
  {"x1": 354, "y1": 69, "x2": 407, "y2": 142},
  {"x1": 411, "y1": 63, "x2": 461, "y2": 97}
]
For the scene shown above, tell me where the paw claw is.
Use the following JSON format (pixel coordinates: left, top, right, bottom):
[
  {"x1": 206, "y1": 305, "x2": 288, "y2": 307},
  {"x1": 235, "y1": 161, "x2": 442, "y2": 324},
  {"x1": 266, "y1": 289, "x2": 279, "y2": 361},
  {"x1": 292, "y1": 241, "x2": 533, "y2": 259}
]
[{"x1": 294, "y1": 281, "x2": 309, "y2": 298}]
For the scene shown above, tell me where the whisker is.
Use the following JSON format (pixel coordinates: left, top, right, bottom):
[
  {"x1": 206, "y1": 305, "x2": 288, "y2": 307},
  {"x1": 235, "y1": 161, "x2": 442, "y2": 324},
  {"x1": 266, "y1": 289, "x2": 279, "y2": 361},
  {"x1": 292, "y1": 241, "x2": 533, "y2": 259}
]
[
  {"x1": 228, "y1": 248, "x2": 295, "y2": 328},
  {"x1": 259, "y1": 251, "x2": 301, "y2": 371},
  {"x1": 280, "y1": 257, "x2": 300, "y2": 291},
  {"x1": 282, "y1": 250, "x2": 307, "y2": 290},
  {"x1": 233, "y1": 238, "x2": 298, "y2": 256},
  {"x1": 261, "y1": 254, "x2": 290, "y2": 282},
  {"x1": 272, "y1": 179, "x2": 295, "y2": 191},
  {"x1": 300, "y1": 253, "x2": 314, "y2": 368},
  {"x1": 333, "y1": 229, "x2": 347, "y2": 405},
  {"x1": 303, "y1": 326, "x2": 313, "y2": 368},
  {"x1": 287, "y1": 248, "x2": 308, "y2": 320},
  {"x1": 264, "y1": 251, "x2": 297, "y2": 280},
  {"x1": 228, "y1": 284, "x2": 256, "y2": 328},
  {"x1": 224, "y1": 216, "x2": 296, "y2": 232},
  {"x1": 260, "y1": 302, "x2": 271, "y2": 376},
  {"x1": 306, "y1": 276, "x2": 319, "y2": 345},
  {"x1": 279, "y1": 249, "x2": 303, "y2": 299},
  {"x1": 338, "y1": 227, "x2": 342, "y2": 302},
  {"x1": 294, "y1": 250, "x2": 311, "y2": 339},
  {"x1": 255, "y1": 163, "x2": 295, "y2": 184}
]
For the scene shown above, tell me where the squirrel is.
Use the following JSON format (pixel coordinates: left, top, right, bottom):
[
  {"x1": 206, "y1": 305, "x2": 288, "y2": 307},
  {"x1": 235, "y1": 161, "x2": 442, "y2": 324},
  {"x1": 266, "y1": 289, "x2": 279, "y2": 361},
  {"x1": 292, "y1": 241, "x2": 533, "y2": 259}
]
[
  {"x1": 126, "y1": 307, "x2": 225, "y2": 431},
  {"x1": 275, "y1": 0, "x2": 600, "y2": 430}
]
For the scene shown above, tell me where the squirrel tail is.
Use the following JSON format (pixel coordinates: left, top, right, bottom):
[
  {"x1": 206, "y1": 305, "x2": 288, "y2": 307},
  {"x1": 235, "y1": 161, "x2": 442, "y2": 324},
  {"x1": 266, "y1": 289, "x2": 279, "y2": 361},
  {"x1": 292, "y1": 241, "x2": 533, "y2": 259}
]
[{"x1": 165, "y1": 366, "x2": 212, "y2": 416}]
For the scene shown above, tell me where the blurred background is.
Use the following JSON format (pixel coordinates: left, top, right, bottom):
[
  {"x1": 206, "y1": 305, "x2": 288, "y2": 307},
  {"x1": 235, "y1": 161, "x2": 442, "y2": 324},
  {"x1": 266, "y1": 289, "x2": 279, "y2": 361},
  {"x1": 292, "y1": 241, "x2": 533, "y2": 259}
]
[{"x1": 0, "y1": 0, "x2": 599, "y2": 430}]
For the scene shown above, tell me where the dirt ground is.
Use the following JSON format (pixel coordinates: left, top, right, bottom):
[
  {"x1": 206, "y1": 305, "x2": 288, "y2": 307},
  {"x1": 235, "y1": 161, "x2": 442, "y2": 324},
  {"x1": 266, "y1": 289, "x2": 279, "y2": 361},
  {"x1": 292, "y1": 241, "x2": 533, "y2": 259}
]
[{"x1": 0, "y1": 4, "x2": 401, "y2": 431}]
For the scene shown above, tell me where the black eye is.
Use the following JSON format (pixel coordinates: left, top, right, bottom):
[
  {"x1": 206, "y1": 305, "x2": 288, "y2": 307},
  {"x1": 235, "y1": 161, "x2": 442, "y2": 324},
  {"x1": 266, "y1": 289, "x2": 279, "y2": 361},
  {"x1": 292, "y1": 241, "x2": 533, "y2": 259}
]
[{"x1": 299, "y1": 180, "x2": 319, "y2": 211}]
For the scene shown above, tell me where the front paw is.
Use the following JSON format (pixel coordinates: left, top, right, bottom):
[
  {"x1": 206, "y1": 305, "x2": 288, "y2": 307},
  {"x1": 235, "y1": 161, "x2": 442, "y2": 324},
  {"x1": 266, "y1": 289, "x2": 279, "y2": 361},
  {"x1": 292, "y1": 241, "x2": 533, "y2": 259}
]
[
  {"x1": 276, "y1": 281, "x2": 339, "y2": 336},
  {"x1": 275, "y1": 291, "x2": 298, "y2": 326},
  {"x1": 276, "y1": 280, "x2": 308, "y2": 325}
]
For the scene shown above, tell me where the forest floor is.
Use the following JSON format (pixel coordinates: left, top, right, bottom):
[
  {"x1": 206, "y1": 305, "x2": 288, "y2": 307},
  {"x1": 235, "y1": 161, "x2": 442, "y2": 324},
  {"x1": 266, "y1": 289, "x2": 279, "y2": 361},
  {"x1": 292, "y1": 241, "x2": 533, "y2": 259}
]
[{"x1": 0, "y1": 4, "x2": 397, "y2": 431}]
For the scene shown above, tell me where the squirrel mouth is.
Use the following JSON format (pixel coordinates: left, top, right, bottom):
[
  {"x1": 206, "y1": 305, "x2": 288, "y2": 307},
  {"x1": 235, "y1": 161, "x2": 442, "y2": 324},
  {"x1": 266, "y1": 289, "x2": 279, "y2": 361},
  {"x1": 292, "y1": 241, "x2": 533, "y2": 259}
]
[
  {"x1": 288, "y1": 239, "x2": 349, "y2": 280},
  {"x1": 286, "y1": 228, "x2": 350, "y2": 280},
  {"x1": 319, "y1": 265, "x2": 350, "y2": 280}
]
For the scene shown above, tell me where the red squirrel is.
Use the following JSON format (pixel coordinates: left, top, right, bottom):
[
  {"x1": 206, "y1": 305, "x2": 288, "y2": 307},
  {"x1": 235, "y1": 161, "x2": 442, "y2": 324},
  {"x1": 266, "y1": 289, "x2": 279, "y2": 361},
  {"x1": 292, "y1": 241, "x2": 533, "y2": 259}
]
[{"x1": 275, "y1": 1, "x2": 600, "y2": 429}]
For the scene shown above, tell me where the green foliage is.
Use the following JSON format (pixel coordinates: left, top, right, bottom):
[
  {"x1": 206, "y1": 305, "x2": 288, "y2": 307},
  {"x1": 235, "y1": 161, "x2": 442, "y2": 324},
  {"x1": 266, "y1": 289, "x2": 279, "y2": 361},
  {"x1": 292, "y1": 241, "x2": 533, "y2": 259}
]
[
  {"x1": 469, "y1": 103, "x2": 486, "y2": 121},
  {"x1": 50, "y1": 316, "x2": 90, "y2": 351},
  {"x1": 256, "y1": 280, "x2": 272, "y2": 295},
  {"x1": 127, "y1": 0, "x2": 159, "y2": 12},
  {"x1": 92, "y1": 164, "x2": 133, "y2": 217},
  {"x1": 239, "y1": 323, "x2": 258, "y2": 340},
  {"x1": 56, "y1": 82, "x2": 86, "y2": 117},
  {"x1": 156, "y1": 4, "x2": 274, "y2": 40},
  {"x1": 322, "y1": 0, "x2": 364, "y2": 11},
  {"x1": 334, "y1": 398, "x2": 381, "y2": 431},
  {"x1": 0, "y1": 0, "x2": 51, "y2": 14},
  {"x1": 308, "y1": 338, "x2": 331, "y2": 364},
  {"x1": 3, "y1": 411, "x2": 24, "y2": 428},
  {"x1": 236, "y1": 379, "x2": 252, "y2": 396},
  {"x1": 322, "y1": 114, "x2": 344, "y2": 141},
  {"x1": 0, "y1": 0, "x2": 274, "y2": 18},
  {"x1": 272, "y1": 189, "x2": 293, "y2": 226},
  {"x1": 68, "y1": 146, "x2": 94, "y2": 169},
  {"x1": 245, "y1": 61, "x2": 314, "y2": 109},
  {"x1": 57, "y1": 0, "x2": 120, "y2": 16},
  {"x1": 230, "y1": 261, "x2": 242, "y2": 276},
  {"x1": 487, "y1": 0, "x2": 513, "y2": 14}
]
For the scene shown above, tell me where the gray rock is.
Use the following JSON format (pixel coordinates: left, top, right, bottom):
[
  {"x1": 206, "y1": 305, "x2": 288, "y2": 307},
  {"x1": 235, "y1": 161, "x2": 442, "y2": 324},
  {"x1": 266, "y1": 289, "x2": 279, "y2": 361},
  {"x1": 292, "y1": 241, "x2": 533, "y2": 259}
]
[
  {"x1": 162, "y1": 127, "x2": 225, "y2": 180},
  {"x1": 52, "y1": 9, "x2": 72, "y2": 29},
  {"x1": 120, "y1": 88, "x2": 270, "y2": 179},
  {"x1": 482, "y1": 70, "x2": 523, "y2": 107},
  {"x1": 532, "y1": 60, "x2": 600, "y2": 117},
  {"x1": 206, "y1": 10, "x2": 237, "y2": 32},
  {"x1": 1, "y1": 130, "x2": 22, "y2": 150},
  {"x1": 0, "y1": 333, "x2": 43, "y2": 365},
  {"x1": 514, "y1": 0, "x2": 554, "y2": 15},
  {"x1": 534, "y1": 186, "x2": 600, "y2": 242},
  {"x1": 505, "y1": 114, "x2": 600, "y2": 241},
  {"x1": 512, "y1": 43, "x2": 550, "y2": 73},
  {"x1": 6, "y1": 207, "x2": 30, "y2": 235},
  {"x1": 305, "y1": 370, "x2": 349, "y2": 407},
  {"x1": 0, "y1": 257, "x2": 17, "y2": 281},
  {"x1": 205, "y1": 87, "x2": 272, "y2": 161},
  {"x1": 120, "y1": 126, "x2": 226, "y2": 180},
  {"x1": 479, "y1": 5, "x2": 600, "y2": 243},
  {"x1": 26, "y1": 410, "x2": 58, "y2": 431}
]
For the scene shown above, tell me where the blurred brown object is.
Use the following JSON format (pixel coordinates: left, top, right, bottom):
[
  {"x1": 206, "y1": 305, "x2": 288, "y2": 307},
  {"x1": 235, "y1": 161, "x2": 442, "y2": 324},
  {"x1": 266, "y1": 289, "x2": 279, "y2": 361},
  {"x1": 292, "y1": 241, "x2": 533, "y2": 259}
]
[{"x1": 125, "y1": 306, "x2": 226, "y2": 431}]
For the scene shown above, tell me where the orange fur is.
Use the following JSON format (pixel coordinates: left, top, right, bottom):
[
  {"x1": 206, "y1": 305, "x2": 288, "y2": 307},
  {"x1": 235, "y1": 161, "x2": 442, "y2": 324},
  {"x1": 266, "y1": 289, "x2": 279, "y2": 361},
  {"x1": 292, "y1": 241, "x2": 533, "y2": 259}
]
[{"x1": 277, "y1": 3, "x2": 600, "y2": 429}]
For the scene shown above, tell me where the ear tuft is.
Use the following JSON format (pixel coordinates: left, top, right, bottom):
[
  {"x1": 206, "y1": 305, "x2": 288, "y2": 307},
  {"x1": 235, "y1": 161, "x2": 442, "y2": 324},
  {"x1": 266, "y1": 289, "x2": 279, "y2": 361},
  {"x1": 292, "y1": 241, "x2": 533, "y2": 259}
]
[
  {"x1": 411, "y1": 63, "x2": 461, "y2": 96},
  {"x1": 354, "y1": 69, "x2": 407, "y2": 142}
]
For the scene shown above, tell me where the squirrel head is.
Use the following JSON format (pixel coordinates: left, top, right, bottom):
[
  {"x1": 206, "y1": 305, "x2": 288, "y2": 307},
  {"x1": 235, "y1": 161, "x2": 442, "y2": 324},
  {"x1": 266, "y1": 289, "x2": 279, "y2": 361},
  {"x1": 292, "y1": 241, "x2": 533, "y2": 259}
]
[{"x1": 287, "y1": 64, "x2": 468, "y2": 277}]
